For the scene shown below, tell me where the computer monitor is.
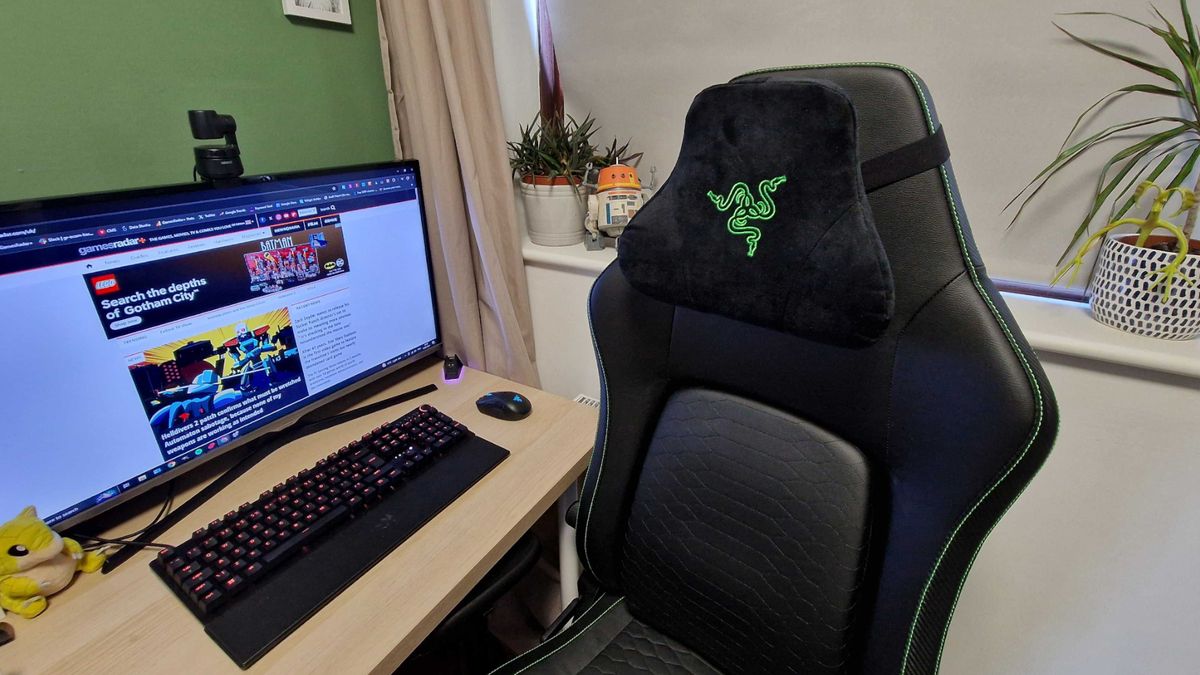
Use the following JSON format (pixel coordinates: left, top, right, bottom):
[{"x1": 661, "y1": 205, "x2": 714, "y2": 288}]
[{"x1": 0, "y1": 162, "x2": 441, "y2": 529}]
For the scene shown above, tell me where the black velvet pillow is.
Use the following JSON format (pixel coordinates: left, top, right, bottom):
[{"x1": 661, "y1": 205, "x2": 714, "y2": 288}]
[{"x1": 618, "y1": 79, "x2": 894, "y2": 346}]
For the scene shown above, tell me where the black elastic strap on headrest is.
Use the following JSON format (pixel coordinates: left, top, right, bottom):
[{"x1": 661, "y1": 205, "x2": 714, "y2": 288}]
[{"x1": 860, "y1": 125, "x2": 948, "y2": 193}]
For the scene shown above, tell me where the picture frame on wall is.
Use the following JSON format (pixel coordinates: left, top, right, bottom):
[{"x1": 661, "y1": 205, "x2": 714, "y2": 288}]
[{"x1": 282, "y1": 0, "x2": 352, "y2": 25}]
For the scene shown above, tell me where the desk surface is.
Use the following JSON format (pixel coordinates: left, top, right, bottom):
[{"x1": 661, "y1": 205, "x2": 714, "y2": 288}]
[{"x1": 1, "y1": 364, "x2": 596, "y2": 675}]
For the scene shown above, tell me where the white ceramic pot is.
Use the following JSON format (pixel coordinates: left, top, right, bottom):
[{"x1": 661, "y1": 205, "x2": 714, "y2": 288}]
[
  {"x1": 1088, "y1": 234, "x2": 1200, "y2": 340},
  {"x1": 520, "y1": 179, "x2": 586, "y2": 246}
]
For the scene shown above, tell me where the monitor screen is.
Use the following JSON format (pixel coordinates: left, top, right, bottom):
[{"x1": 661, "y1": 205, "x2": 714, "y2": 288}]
[{"x1": 0, "y1": 162, "x2": 440, "y2": 528}]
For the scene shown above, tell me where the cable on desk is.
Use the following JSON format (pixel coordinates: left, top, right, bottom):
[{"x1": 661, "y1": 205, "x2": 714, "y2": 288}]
[
  {"x1": 72, "y1": 534, "x2": 175, "y2": 552},
  {"x1": 76, "y1": 482, "x2": 176, "y2": 552}
]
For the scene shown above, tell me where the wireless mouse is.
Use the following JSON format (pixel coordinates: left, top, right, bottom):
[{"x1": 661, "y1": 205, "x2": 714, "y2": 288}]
[{"x1": 476, "y1": 391, "x2": 532, "y2": 421}]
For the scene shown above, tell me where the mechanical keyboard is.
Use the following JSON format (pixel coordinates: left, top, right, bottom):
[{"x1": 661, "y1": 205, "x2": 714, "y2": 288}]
[{"x1": 150, "y1": 403, "x2": 509, "y2": 666}]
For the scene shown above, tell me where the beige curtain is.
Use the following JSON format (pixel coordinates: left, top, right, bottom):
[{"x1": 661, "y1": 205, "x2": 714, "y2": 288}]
[{"x1": 376, "y1": 0, "x2": 539, "y2": 386}]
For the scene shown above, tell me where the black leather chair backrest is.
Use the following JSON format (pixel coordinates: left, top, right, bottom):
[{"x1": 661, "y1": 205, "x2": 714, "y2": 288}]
[{"x1": 576, "y1": 64, "x2": 1058, "y2": 675}]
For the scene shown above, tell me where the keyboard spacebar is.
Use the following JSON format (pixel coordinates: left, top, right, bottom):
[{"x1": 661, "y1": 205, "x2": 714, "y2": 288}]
[{"x1": 262, "y1": 505, "x2": 349, "y2": 568}]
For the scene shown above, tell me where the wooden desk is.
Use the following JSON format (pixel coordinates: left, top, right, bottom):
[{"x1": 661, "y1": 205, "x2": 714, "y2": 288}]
[{"x1": 1, "y1": 364, "x2": 596, "y2": 674}]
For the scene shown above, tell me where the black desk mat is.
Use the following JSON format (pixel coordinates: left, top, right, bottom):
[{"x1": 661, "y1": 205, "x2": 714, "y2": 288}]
[{"x1": 152, "y1": 435, "x2": 509, "y2": 669}]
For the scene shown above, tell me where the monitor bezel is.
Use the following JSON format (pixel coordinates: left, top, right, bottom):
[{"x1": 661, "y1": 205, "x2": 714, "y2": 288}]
[{"x1": 0, "y1": 160, "x2": 444, "y2": 531}]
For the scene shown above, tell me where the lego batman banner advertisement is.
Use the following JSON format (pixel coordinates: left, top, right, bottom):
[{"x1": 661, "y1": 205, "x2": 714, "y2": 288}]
[
  {"x1": 82, "y1": 224, "x2": 350, "y2": 339},
  {"x1": 127, "y1": 308, "x2": 310, "y2": 459}
]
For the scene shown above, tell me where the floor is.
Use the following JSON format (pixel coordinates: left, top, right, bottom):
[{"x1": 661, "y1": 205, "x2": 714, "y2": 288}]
[{"x1": 396, "y1": 508, "x2": 563, "y2": 674}]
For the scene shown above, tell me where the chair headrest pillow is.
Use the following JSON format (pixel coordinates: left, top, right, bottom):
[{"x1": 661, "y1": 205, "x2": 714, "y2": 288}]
[{"x1": 618, "y1": 78, "x2": 895, "y2": 347}]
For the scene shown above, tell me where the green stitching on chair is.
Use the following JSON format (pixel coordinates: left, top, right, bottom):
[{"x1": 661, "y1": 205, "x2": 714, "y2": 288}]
[
  {"x1": 739, "y1": 62, "x2": 1048, "y2": 675},
  {"x1": 579, "y1": 285, "x2": 611, "y2": 576},
  {"x1": 498, "y1": 595, "x2": 624, "y2": 675},
  {"x1": 706, "y1": 175, "x2": 787, "y2": 257}
]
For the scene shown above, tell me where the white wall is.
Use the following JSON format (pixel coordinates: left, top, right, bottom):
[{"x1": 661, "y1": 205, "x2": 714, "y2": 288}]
[
  {"x1": 941, "y1": 356, "x2": 1200, "y2": 674},
  {"x1": 525, "y1": 262, "x2": 604, "y2": 399},
  {"x1": 486, "y1": 0, "x2": 538, "y2": 140},
  {"x1": 497, "y1": 0, "x2": 1195, "y2": 288}
]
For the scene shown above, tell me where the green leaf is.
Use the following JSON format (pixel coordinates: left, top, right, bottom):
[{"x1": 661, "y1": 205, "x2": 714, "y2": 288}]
[
  {"x1": 1108, "y1": 138, "x2": 1197, "y2": 220},
  {"x1": 1060, "y1": 11, "x2": 1159, "y2": 32},
  {"x1": 1181, "y1": 0, "x2": 1200, "y2": 64},
  {"x1": 1089, "y1": 126, "x2": 1182, "y2": 210},
  {"x1": 1165, "y1": 141, "x2": 1200, "y2": 189},
  {"x1": 1054, "y1": 23, "x2": 1186, "y2": 91},
  {"x1": 1146, "y1": 5, "x2": 1200, "y2": 105},
  {"x1": 1006, "y1": 117, "x2": 1187, "y2": 225},
  {"x1": 1056, "y1": 126, "x2": 1189, "y2": 263},
  {"x1": 1025, "y1": 115, "x2": 1184, "y2": 189},
  {"x1": 508, "y1": 111, "x2": 606, "y2": 179},
  {"x1": 1052, "y1": 115, "x2": 1187, "y2": 171},
  {"x1": 1150, "y1": 4, "x2": 1187, "y2": 47},
  {"x1": 1055, "y1": 84, "x2": 1184, "y2": 153}
]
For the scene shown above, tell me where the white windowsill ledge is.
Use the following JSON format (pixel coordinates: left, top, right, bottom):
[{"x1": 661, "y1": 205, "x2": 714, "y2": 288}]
[
  {"x1": 522, "y1": 237, "x2": 1200, "y2": 381},
  {"x1": 998, "y1": 293, "x2": 1200, "y2": 380},
  {"x1": 521, "y1": 236, "x2": 616, "y2": 274}
]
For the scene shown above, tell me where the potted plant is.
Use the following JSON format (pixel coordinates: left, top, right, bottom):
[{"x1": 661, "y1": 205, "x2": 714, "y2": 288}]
[
  {"x1": 507, "y1": 0, "x2": 639, "y2": 247},
  {"x1": 508, "y1": 112, "x2": 598, "y2": 246},
  {"x1": 1056, "y1": 181, "x2": 1200, "y2": 338},
  {"x1": 508, "y1": 118, "x2": 642, "y2": 246},
  {"x1": 1009, "y1": 0, "x2": 1200, "y2": 339}
]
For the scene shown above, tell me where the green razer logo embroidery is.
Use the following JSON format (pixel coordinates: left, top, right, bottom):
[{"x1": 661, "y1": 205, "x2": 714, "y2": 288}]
[{"x1": 706, "y1": 175, "x2": 787, "y2": 257}]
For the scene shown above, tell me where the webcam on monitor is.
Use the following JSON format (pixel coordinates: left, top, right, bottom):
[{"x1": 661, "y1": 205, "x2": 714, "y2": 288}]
[{"x1": 189, "y1": 109, "x2": 243, "y2": 184}]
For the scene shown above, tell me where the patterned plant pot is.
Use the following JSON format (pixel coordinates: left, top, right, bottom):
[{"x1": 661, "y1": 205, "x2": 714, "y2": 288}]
[{"x1": 1088, "y1": 234, "x2": 1200, "y2": 340}]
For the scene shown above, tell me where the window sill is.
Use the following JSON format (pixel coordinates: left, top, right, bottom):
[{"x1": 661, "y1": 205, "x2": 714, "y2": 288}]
[
  {"x1": 521, "y1": 238, "x2": 1200, "y2": 380},
  {"x1": 998, "y1": 293, "x2": 1200, "y2": 380},
  {"x1": 521, "y1": 236, "x2": 615, "y2": 274}
]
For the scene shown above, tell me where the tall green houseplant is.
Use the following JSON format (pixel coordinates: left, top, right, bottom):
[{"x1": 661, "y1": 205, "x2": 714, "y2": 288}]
[{"x1": 1010, "y1": 0, "x2": 1200, "y2": 268}]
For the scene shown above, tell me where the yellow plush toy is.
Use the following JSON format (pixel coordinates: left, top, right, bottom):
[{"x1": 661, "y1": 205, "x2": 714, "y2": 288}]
[{"x1": 0, "y1": 506, "x2": 105, "y2": 619}]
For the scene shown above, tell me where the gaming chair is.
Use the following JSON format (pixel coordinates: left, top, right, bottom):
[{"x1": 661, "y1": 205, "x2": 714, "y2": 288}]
[{"x1": 492, "y1": 63, "x2": 1059, "y2": 675}]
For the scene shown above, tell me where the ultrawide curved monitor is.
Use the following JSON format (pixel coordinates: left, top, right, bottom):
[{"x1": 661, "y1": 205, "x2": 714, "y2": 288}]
[{"x1": 0, "y1": 161, "x2": 440, "y2": 529}]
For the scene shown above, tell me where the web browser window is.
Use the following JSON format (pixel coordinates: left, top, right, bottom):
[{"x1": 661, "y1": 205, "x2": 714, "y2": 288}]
[{"x1": 0, "y1": 165, "x2": 439, "y2": 526}]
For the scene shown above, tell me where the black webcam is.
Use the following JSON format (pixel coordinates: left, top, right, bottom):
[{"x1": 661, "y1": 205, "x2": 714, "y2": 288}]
[{"x1": 189, "y1": 110, "x2": 244, "y2": 184}]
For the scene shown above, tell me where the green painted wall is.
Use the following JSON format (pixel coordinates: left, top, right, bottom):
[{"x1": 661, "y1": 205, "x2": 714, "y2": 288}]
[{"x1": 0, "y1": 1, "x2": 395, "y2": 203}]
